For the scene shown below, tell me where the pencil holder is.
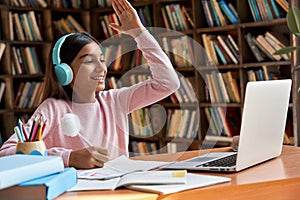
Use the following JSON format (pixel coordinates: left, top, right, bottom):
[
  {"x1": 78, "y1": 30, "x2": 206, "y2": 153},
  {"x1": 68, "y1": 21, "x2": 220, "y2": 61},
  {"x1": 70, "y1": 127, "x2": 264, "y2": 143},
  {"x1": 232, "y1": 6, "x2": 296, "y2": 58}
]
[{"x1": 15, "y1": 140, "x2": 47, "y2": 156}]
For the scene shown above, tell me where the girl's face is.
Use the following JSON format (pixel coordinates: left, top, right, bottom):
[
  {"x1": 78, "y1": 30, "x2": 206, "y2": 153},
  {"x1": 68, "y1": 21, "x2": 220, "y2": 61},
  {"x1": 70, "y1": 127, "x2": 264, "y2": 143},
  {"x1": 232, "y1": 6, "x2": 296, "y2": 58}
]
[{"x1": 70, "y1": 41, "x2": 107, "y2": 94}]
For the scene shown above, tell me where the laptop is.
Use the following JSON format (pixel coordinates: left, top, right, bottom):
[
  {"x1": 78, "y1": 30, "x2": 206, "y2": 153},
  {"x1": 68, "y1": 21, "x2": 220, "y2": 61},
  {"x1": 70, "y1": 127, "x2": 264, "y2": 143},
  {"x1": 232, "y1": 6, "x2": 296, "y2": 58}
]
[{"x1": 163, "y1": 79, "x2": 292, "y2": 172}]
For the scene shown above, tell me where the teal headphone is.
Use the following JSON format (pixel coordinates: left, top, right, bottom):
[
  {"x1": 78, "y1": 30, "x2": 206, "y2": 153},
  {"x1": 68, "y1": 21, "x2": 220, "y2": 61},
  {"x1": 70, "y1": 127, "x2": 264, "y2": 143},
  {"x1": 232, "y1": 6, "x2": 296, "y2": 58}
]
[{"x1": 52, "y1": 33, "x2": 75, "y2": 86}]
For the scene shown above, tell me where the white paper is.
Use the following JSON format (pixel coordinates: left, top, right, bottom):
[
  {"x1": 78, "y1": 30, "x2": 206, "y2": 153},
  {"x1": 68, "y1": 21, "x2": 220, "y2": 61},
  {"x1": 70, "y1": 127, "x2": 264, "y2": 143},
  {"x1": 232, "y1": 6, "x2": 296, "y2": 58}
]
[
  {"x1": 127, "y1": 173, "x2": 231, "y2": 194},
  {"x1": 69, "y1": 170, "x2": 187, "y2": 191},
  {"x1": 78, "y1": 155, "x2": 171, "y2": 180}
]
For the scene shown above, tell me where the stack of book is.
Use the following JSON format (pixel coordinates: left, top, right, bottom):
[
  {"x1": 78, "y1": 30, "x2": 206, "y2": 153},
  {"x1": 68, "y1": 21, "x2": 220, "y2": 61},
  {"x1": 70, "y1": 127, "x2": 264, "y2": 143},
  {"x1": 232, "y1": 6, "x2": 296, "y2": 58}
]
[
  {"x1": 0, "y1": 155, "x2": 77, "y2": 200},
  {"x1": 245, "y1": 31, "x2": 290, "y2": 62}
]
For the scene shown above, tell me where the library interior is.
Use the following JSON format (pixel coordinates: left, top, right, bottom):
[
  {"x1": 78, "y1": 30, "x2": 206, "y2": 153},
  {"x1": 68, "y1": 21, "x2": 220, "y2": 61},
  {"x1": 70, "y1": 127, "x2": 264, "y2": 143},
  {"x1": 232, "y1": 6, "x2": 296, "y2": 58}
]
[{"x1": 0, "y1": 0, "x2": 300, "y2": 199}]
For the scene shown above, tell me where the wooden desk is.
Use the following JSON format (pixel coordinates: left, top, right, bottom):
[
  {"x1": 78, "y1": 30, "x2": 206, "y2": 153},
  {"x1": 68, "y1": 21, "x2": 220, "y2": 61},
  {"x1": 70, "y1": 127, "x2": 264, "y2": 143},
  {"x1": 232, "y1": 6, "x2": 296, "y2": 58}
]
[{"x1": 57, "y1": 146, "x2": 300, "y2": 200}]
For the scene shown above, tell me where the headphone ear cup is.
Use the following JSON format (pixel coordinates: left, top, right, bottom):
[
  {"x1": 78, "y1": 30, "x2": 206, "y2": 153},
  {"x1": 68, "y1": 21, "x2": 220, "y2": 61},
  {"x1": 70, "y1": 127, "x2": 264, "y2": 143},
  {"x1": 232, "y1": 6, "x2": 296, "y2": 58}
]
[{"x1": 54, "y1": 63, "x2": 73, "y2": 86}]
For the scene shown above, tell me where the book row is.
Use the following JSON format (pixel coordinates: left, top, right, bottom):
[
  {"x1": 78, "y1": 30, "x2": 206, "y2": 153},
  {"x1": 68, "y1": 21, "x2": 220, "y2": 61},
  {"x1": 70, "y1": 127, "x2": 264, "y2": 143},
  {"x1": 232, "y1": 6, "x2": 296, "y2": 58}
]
[
  {"x1": 204, "y1": 107, "x2": 241, "y2": 137},
  {"x1": 248, "y1": 0, "x2": 287, "y2": 21},
  {"x1": 161, "y1": 35, "x2": 194, "y2": 68},
  {"x1": 247, "y1": 65, "x2": 284, "y2": 81},
  {"x1": 129, "y1": 107, "x2": 198, "y2": 140},
  {"x1": 11, "y1": 46, "x2": 42, "y2": 75},
  {"x1": 202, "y1": 33, "x2": 239, "y2": 66},
  {"x1": 53, "y1": 15, "x2": 86, "y2": 35},
  {"x1": 130, "y1": 141, "x2": 158, "y2": 156},
  {"x1": 166, "y1": 109, "x2": 198, "y2": 139},
  {"x1": 98, "y1": 5, "x2": 153, "y2": 39},
  {"x1": 161, "y1": 3, "x2": 195, "y2": 31},
  {"x1": 9, "y1": 0, "x2": 47, "y2": 8},
  {"x1": 14, "y1": 81, "x2": 45, "y2": 109},
  {"x1": 52, "y1": 0, "x2": 85, "y2": 8},
  {"x1": 10, "y1": 11, "x2": 43, "y2": 41},
  {"x1": 201, "y1": 0, "x2": 239, "y2": 27},
  {"x1": 205, "y1": 71, "x2": 241, "y2": 104}
]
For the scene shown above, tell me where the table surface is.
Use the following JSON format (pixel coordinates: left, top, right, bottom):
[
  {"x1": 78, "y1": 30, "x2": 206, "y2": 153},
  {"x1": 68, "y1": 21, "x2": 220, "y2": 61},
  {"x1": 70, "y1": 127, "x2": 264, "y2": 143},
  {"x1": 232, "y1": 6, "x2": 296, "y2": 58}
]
[{"x1": 57, "y1": 145, "x2": 300, "y2": 200}]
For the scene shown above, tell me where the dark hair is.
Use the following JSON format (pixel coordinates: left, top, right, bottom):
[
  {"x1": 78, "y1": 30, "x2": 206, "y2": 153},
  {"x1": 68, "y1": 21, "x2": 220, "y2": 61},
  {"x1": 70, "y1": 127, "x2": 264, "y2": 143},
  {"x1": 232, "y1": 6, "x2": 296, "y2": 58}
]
[{"x1": 42, "y1": 32, "x2": 101, "y2": 102}]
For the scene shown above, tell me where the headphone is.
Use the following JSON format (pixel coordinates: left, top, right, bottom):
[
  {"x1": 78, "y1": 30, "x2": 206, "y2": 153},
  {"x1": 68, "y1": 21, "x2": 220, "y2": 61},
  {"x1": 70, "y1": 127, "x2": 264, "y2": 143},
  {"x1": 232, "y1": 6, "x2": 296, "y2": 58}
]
[{"x1": 52, "y1": 33, "x2": 75, "y2": 86}]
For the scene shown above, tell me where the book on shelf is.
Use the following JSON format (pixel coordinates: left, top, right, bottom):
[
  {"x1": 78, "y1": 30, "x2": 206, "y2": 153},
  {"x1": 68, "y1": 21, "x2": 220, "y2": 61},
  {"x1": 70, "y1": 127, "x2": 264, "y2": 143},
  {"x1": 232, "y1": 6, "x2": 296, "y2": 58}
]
[
  {"x1": 248, "y1": 0, "x2": 262, "y2": 21},
  {"x1": 223, "y1": 35, "x2": 239, "y2": 61},
  {"x1": 131, "y1": 141, "x2": 158, "y2": 156},
  {"x1": 0, "y1": 167, "x2": 77, "y2": 200},
  {"x1": 208, "y1": 0, "x2": 221, "y2": 27},
  {"x1": 202, "y1": 34, "x2": 219, "y2": 65},
  {"x1": 165, "y1": 4, "x2": 181, "y2": 31},
  {"x1": 142, "y1": 5, "x2": 153, "y2": 27},
  {"x1": 181, "y1": 5, "x2": 195, "y2": 28},
  {"x1": 0, "y1": 82, "x2": 5, "y2": 103},
  {"x1": 66, "y1": 15, "x2": 85, "y2": 32},
  {"x1": 244, "y1": 32, "x2": 265, "y2": 62},
  {"x1": 218, "y1": 0, "x2": 238, "y2": 24},
  {"x1": 166, "y1": 109, "x2": 182, "y2": 137},
  {"x1": 252, "y1": 35, "x2": 275, "y2": 60},
  {"x1": 255, "y1": 34, "x2": 281, "y2": 61},
  {"x1": 0, "y1": 42, "x2": 6, "y2": 61},
  {"x1": 167, "y1": 142, "x2": 178, "y2": 153},
  {"x1": 12, "y1": 13, "x2": 25, "y2": 41},
  {"x1": 10, "y1": 0, "x2": 47, "y2": 7},
  {"x1": 255, "y1": 0, "x2": 269, "y2": 21},
  {"x1": 222, "y1": 71, "x2": 241, "y2": 103},
  {"x1": 274, "y1": 0, "x2": 288, "y2": 12},
  {"x1": 0, "y1": 155, "x2": 64, "y2": 190},
  {"x1": 69, "y1": 170, "x2": 188, "y2": 192},
  {"x1": 201, "y1": 0, "x2": 214, "y2": 27},
  {"x1": 217, "y1": 35, "x2": 239, "y2": 64},
  {"x1": 213, "y1": 40, "x2": 227, "y2": 65},
  {"x1": 264, "y1": 31, "x2": 290, "y2": 60},
  {"x1": 266, "y1": 0, "x2": 281, "y2": 19},
  {"x1": 173, "y1": 4, "x2": 188, "y2": 31},
  {"x1": 27, "y1": 11, "x2": 43, "y2": 41},
  {"x1": 212, "y1": 0, "x2": 227, "y2": 26}
]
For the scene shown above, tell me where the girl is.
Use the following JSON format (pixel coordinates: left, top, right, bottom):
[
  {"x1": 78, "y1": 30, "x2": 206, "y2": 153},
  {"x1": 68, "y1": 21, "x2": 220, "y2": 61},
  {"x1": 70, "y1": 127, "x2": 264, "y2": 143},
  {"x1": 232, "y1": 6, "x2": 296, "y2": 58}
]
[{"x1": 0, "y1": 0, "x2": 180, "y2": 169}]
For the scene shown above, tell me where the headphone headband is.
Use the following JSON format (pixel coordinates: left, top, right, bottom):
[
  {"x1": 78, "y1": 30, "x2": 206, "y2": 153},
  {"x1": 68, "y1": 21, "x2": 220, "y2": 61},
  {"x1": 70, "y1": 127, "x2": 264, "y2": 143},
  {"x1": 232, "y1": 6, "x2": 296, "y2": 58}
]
[{"x1": 52, "y1": 33, "x2": 75, "y2": 65}]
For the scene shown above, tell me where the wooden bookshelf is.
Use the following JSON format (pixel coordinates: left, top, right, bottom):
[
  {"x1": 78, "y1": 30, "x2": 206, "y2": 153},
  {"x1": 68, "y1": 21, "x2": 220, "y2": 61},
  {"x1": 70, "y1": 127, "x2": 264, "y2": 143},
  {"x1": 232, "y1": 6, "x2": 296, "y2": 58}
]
[{"x1": 0, "y1": 0, "x2": 298, "y2": 155}]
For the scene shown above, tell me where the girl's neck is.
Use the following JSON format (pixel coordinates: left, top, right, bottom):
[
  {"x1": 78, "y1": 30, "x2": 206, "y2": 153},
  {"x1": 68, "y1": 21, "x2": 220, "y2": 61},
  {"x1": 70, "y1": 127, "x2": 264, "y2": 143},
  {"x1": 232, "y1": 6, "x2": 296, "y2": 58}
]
[{"x1": 72, "y1": 92, "x2": 96, "y2": 103}]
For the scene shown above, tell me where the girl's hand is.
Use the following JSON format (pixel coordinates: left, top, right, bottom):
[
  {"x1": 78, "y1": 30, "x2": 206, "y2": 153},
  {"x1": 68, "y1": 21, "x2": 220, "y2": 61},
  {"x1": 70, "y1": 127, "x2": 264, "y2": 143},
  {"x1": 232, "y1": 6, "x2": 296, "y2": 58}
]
[
  {"x1": 69, "y1": 146, "x2": 109, "y2": 169},
  {"x1": 110, "y1": 0, "x2": 146, "y2": 37}
]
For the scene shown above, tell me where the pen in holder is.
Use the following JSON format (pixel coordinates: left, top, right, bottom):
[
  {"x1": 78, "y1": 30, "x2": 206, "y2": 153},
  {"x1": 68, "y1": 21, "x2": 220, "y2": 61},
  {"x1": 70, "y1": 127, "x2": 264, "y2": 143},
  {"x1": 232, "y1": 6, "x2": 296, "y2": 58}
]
[
  {"x1": 15, "y1": 116, "x2": 48, "y2": 156},
  {"x1": 15, "y1": 140, "x2": 47, "y2": 156}
]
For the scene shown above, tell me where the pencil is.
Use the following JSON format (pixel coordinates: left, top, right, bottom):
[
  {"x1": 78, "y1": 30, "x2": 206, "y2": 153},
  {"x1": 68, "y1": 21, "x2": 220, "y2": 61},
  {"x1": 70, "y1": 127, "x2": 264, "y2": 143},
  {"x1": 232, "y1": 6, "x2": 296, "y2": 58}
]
[
  {"x1": 17, "y1": 119, "x2": 25, "y2": 142},
  {"x1": 28, "y1": 116, "x2": 38, "y2": 141}
]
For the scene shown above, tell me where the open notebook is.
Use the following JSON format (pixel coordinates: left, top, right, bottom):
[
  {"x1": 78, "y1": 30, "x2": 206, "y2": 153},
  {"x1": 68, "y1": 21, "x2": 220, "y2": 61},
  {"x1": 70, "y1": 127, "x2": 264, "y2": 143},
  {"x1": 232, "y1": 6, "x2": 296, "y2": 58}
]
[{"x1": 163, "y1": 79, "x2": 292, "y2": 172}]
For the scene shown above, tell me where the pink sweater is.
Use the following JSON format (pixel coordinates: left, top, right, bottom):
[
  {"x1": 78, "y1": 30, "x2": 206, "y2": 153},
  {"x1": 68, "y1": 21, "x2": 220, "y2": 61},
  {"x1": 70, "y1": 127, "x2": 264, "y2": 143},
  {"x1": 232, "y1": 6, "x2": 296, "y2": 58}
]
[{"x1": 0, "y1": 30, "x2": 180, "y2": 166}]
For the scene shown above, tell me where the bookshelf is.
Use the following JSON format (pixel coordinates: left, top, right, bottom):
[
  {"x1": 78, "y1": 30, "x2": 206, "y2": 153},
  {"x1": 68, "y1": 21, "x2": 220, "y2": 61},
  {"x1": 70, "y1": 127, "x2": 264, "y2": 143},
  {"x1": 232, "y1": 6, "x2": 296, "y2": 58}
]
[{"x1": 0, "y1": 0, "x2": 298, "y2": 155}]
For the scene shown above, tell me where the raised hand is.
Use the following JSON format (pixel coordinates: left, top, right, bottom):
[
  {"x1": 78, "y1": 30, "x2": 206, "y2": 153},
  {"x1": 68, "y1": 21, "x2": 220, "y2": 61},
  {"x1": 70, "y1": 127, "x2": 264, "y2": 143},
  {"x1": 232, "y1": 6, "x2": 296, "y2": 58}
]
[
  {"x1": 110, "y1": 0, "x2": 146, "y2": 37},
  {"x1": 69, "y1": 146, "x2": 110, "y2": 169}
]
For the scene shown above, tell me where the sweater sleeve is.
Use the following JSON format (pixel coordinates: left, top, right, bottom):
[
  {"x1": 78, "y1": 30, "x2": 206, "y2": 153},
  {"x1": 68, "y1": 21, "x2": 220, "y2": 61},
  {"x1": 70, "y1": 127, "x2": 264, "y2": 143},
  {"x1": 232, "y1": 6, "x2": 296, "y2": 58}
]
[{"x1": 117, "y1": 30, "x2": 180, "y2": 113}]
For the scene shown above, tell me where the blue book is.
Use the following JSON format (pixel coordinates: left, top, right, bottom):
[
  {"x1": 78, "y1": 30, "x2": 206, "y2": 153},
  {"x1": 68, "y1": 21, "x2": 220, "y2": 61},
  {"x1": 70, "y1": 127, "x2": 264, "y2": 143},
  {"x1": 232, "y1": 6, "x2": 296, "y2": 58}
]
[
  {"x1": 218, "y1": 0, "x2": 238, "y2": 24},
  {"x1": 0, "y1": 155, "x2": 64, "y2": 190},
  {"x1": 213, "y1": 42, "x2": 227, "y2": 65},
  {"x1": 0, "y1": 168, "x2": 77, "y2": 200},
  {"x1": 269, "y1": 0, "x2": 281, "y2": 18}
]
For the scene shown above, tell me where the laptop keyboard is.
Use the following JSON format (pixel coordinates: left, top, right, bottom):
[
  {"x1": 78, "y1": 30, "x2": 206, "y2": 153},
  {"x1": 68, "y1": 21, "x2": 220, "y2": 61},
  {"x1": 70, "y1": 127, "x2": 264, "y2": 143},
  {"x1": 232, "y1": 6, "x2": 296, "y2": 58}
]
[{"x1": 198, "y1": 154, "x2": 237, "y2": 167}]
